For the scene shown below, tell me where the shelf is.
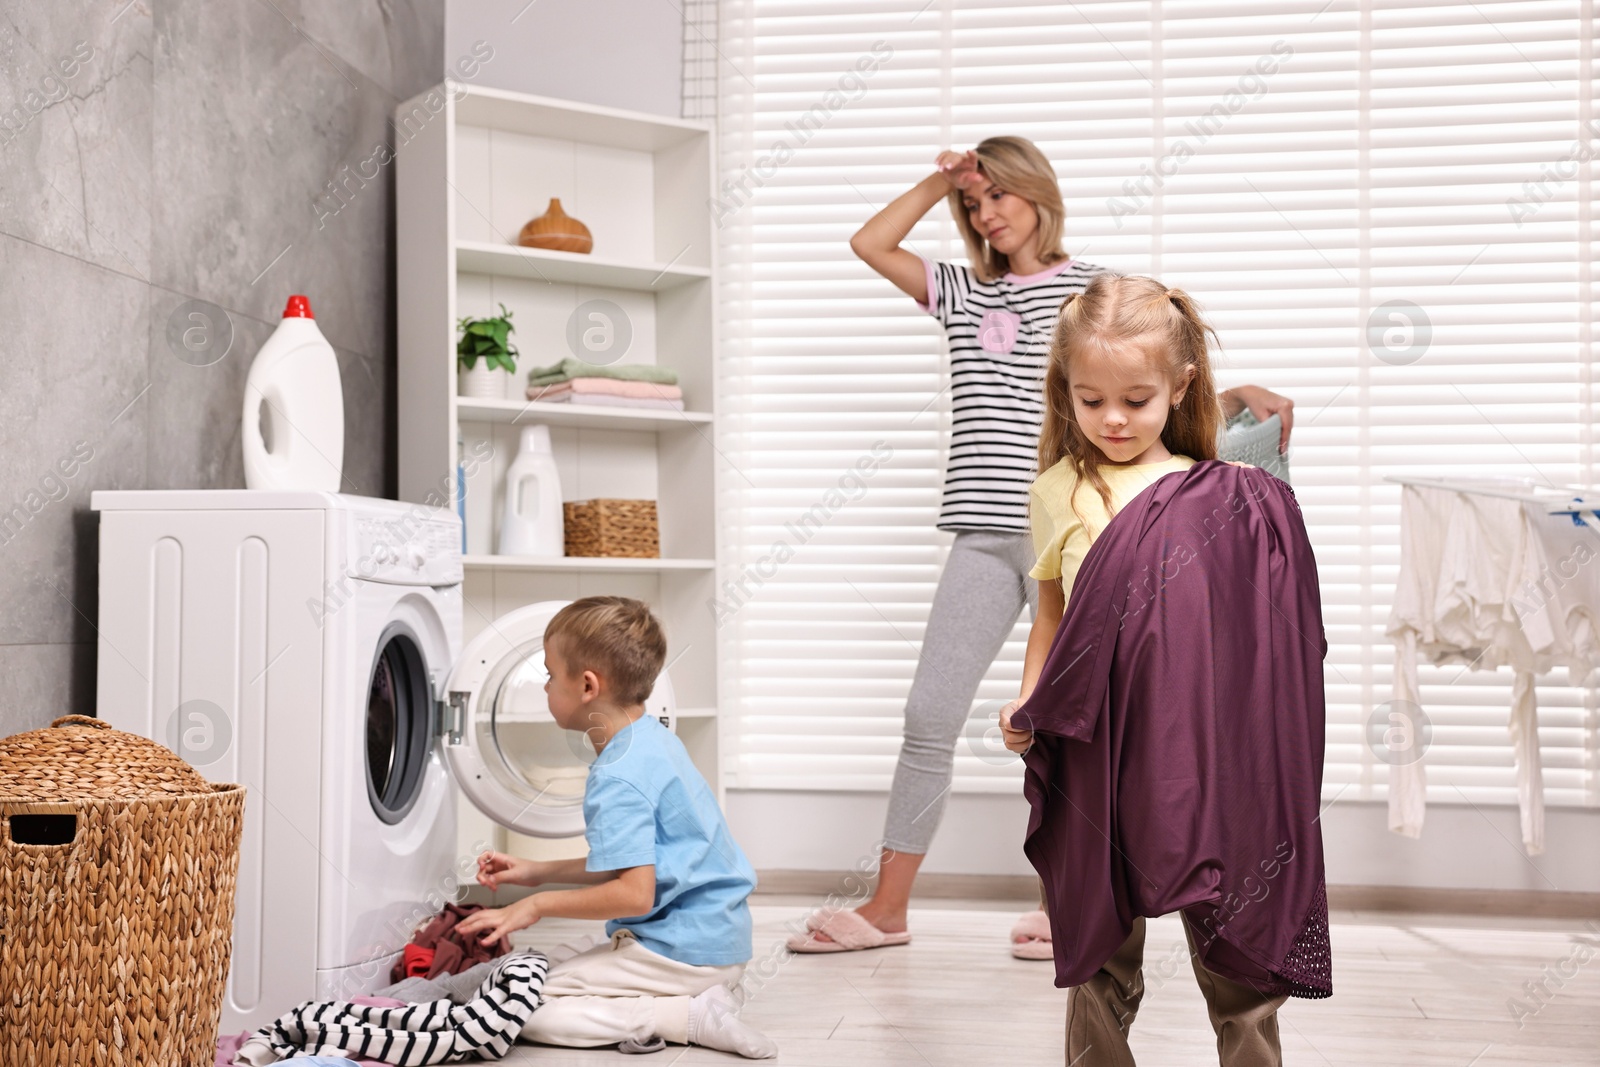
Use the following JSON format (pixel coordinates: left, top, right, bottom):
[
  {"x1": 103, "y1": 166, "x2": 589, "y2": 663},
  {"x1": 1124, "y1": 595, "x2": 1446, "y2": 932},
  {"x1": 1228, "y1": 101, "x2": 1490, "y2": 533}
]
[
  {"x1": 464, "y1": 554, "x2": 716, "y2": 573},
  {"x1": 400, "y1": 80, "x2": 723, "y2": 822},
  {"x1": 490, "y1": 712, "x2": 557, "y2": 725},
  {"x1": 456, "y1": 241, "x2": 710, "y2": 291},
  {"x1": 457, "y1": 397, "x2": 712, "y2": 431},
  {"x1": 489, "y1": 707, "x2": 714, "y2": 726},
  {"x1": 673, "y1": 707, "x2": 717, "y2": 720},
  {"x1": 454, "y1": 86, "x2": 709, "y2": 153}
]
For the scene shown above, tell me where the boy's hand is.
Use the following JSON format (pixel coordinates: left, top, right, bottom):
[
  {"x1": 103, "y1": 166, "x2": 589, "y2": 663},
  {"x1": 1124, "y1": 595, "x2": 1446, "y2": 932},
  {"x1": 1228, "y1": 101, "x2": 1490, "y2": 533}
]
[
  {"x1": 476, "y1": 850, "x2": 538, "y2": 890},
  {"x1": 999, "y1": 698, "x2": 1033, "y2": 754},
  {"x1": 457, "y1": 896, "x2": 540, "y2": 945}
]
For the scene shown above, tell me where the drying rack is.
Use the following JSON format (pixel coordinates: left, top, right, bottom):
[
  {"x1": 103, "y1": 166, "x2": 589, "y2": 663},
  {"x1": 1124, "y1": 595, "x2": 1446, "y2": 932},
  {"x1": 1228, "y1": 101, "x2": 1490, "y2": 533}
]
[
  {"x1": 1383, "y1": 472, "x2": 1600, "y2": 853},
  {"x1": 1384, "y1": 475, "x2": 1600, "y2": 535}
]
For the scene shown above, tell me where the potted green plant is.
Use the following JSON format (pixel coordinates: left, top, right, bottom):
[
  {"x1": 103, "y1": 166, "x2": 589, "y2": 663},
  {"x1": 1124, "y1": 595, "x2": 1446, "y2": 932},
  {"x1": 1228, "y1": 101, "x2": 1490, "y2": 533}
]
[{"x1": 457, "y1": 303, "x2": 519, "y2": 399}]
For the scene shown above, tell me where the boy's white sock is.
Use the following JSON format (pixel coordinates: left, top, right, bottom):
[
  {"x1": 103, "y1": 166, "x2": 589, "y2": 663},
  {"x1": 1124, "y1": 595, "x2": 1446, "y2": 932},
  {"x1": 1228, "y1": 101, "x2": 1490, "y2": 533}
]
[{"x1": 687, "y1": 985, "x2": 777, "y2": 1059}]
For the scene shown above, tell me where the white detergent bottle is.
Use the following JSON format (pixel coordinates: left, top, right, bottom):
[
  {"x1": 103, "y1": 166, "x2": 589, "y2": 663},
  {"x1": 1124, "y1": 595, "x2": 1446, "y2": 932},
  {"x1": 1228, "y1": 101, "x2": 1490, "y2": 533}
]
[
  {"x1": 242, "y1": 295, "x2": 344, "y2": 491},
  {"x1": 498, "y1": 424, "x2": 564, "y2": 556}
]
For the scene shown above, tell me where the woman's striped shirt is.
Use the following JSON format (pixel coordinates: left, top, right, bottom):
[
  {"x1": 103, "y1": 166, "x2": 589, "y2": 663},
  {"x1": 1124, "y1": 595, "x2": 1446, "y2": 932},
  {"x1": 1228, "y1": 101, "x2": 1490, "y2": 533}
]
[{"x1": 917, "y1": 255, "x2": 1103, "y2": 533}]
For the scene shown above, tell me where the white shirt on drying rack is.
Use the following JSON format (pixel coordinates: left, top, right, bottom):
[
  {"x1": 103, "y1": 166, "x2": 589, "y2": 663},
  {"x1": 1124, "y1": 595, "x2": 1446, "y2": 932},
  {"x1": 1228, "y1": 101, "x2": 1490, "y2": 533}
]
[
  {"x1": 1386, "y1": 479, "x2": 1600, "y2": 856},
  {"x1": 1515, "y1": 499, "x2": 1600, "y2": 672}
]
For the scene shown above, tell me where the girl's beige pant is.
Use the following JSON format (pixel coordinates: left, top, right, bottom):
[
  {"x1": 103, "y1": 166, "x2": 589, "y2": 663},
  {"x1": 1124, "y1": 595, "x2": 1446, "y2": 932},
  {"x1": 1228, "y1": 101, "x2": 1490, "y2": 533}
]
[{"x1": 1065, "y1": 916, "x2": 1290, "y2": 1067}]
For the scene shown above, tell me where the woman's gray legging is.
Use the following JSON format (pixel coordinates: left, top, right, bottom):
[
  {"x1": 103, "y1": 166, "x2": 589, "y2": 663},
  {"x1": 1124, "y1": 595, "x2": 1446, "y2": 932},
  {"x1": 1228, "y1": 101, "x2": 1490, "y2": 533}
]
[{"x1": 882, "y1": 529, "x2": 1040, "y2": 855}]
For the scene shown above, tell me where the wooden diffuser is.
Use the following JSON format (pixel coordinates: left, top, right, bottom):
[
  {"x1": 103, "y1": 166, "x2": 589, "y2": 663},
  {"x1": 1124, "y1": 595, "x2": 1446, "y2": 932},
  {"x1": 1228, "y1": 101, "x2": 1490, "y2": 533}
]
[{"x1": 518, "y1": 198, "x2": 593, "y2": 254}]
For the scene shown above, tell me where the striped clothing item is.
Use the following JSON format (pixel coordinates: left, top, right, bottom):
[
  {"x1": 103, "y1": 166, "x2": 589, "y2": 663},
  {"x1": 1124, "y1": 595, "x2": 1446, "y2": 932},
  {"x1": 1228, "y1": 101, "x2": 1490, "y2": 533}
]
[
  {"x1": 239, "y1": 953, "x2": 548, "y2": 1064},
  {"x1": 917, "y1": 255, "x2": 1103, "y2": 533}
]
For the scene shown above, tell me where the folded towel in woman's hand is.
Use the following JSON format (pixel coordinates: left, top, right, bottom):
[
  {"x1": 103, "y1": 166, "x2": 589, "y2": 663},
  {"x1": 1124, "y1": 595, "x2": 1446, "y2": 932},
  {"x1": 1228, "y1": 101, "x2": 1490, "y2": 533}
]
[
  {"x1": 526, "y1": 357, "x2": 679, "y2": 387},
  {"x1": 527, "y1": 378, "x2": 683, "y2": 401}
]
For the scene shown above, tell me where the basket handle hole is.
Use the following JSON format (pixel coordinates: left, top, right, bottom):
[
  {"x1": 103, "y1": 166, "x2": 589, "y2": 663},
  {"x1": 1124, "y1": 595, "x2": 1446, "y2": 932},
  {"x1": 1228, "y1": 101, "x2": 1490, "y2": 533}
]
[{"x1": 10, "y1": 814, "x2": 77, "y2": 845}]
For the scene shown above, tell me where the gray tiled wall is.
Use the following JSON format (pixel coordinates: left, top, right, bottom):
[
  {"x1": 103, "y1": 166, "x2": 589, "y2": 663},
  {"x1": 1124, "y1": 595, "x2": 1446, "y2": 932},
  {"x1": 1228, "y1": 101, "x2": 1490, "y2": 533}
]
[{"x1": 0, "y1": 1, "x2": 444, "y2": 736}]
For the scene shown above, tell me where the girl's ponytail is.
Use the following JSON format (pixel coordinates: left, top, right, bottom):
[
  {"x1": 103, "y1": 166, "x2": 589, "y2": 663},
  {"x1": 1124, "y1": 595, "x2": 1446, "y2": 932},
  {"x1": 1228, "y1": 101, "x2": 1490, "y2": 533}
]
[
  {"x1": 1162, "y1": 287, "x2": 1222, "y2": 463},
  {"x1": 1036, "y1": 291, "x2": 1083, "y2": 475}
]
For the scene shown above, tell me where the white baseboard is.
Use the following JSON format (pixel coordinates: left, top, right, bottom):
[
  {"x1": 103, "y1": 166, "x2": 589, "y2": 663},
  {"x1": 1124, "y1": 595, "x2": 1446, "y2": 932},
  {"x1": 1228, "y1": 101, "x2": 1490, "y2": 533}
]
[{"x1": 726, "y1": 789, "x2": 1600, "y2": 894}]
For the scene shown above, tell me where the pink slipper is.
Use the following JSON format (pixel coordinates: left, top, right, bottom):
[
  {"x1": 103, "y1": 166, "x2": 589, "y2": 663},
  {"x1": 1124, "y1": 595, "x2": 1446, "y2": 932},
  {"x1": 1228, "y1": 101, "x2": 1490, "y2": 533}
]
[
  {"x1": 785, "y1": 908, "x2": 911, "y2": 954},
  {"x1": 1010, "y1": 908, "x2": 1054, "y2": 960}
]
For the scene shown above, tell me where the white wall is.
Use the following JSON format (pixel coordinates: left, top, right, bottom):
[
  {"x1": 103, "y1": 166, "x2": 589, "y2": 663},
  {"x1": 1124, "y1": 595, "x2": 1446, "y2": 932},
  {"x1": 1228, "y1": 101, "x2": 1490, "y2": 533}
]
[
  {"x1": 728, "y1": 791, "x2": 1600, "y2": 894},
  {"x1": 445, "y1": 0, "x2": 681, "y2": 116}
]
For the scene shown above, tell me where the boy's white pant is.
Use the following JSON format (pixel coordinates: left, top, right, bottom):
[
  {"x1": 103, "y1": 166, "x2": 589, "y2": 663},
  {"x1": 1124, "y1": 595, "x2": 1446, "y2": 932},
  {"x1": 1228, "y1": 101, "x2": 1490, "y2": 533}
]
[{"x1": 520, "y1": 928, "x2": 745, "y2": 1048}]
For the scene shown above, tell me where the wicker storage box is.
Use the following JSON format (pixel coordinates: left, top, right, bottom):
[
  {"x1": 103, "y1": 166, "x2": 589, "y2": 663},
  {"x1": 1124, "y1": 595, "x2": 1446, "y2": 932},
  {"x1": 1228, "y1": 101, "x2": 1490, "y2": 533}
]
[
  {"x1": 564, "y1": 498, "x2": 660, "y2": 558},
  {"x1": 0, "y1": 715, "x2": 245, "y2": 1067}
]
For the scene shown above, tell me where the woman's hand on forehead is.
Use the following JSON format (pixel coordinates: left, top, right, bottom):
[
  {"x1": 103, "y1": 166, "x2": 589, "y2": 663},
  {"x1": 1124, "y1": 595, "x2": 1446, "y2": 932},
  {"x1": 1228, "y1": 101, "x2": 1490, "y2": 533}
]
[{"x1": 936, "y1": 148, "x2": 984, "y2": 191}]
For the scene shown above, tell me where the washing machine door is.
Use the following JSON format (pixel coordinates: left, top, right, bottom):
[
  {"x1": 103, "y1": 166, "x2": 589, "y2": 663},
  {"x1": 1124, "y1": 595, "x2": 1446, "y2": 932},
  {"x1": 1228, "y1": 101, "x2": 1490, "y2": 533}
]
[{"x1": 440, "y1": 600, "x2": 676, "y2": 838}]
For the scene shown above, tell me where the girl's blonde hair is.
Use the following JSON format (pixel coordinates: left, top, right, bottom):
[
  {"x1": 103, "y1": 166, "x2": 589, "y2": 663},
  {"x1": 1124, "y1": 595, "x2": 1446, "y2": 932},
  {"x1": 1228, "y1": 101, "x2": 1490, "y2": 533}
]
[
  {"x1": 1038, "y1": 273, "x2": 1223, "y2": 520},
  {"x1": 947, "y1": 136, "x2": 1070, "y2": 283}
]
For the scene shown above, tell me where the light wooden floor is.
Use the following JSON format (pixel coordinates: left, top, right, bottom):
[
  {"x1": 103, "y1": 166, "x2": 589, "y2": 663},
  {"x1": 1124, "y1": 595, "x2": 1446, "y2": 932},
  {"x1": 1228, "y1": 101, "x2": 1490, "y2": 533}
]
[{"x1": 500, "y1": 896, "x2": 1600, "y2": 1065}]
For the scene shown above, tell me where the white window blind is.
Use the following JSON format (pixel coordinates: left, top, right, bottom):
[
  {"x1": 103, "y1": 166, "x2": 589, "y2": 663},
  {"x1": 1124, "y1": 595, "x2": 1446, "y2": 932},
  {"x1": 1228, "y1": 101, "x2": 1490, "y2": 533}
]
[{"x1": 711, "y1": 0, "x2": 1600, "y2": 808}]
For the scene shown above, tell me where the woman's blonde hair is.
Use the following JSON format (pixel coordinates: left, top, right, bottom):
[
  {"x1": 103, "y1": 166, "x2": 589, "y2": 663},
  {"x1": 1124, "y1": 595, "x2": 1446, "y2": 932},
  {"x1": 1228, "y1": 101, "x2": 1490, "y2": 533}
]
[
  {"x1": 1037, "y1": 273, "x2": 1223, "y2": 521},
  {"x1": 947, "y1": 136, "x2": 1070, "y2": 283}
]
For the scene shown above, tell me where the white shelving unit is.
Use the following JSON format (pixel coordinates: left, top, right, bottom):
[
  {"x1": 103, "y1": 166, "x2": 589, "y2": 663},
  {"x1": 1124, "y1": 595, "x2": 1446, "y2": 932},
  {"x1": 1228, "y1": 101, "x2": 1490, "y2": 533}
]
[{"x1": 395, "y1": 84, "x2": 721, "y2": 869}]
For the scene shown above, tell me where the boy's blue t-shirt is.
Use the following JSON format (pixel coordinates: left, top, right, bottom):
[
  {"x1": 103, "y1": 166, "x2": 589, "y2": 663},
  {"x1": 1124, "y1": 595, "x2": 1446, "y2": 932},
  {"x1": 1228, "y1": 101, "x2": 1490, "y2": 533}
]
[{"x1": 583, "y1": 713, "x2": 756, "y2": 966}]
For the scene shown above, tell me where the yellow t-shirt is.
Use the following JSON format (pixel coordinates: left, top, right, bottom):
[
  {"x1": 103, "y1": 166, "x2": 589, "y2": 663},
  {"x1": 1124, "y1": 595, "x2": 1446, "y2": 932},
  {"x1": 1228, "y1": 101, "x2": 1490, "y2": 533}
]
[{"x1": 1028, "y1": 454, "x2": 1197, "y2": 602}]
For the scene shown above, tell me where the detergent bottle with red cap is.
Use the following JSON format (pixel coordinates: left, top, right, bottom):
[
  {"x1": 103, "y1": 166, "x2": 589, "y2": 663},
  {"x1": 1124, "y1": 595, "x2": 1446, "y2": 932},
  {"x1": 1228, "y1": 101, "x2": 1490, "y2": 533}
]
[{"x1": 242, "y1": 295, "x2": 344, "y2": 491}]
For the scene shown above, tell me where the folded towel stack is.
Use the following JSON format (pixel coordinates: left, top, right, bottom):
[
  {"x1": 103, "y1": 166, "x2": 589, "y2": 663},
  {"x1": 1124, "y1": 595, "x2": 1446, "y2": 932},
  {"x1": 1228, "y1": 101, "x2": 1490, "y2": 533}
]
[
  {"x1": 527, "y1": 357, "x2": 679, "y2": 387},
  {"x1": 528, "y1": 377, "x2": 684, "y2": 409},
  {"x1": 525, "y1": 358, "x2": 685, "y2": 411}
]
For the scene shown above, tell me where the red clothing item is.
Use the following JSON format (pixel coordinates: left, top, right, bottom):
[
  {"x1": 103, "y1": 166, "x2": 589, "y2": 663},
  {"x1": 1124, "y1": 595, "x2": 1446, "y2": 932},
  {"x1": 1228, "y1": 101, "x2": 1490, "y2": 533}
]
[
  {"x1": 388, "y1": 903, "x2": 512, "y2": 984},
  {"x1": 401, "y1": 944, "x2": 436, "y2": 979},
  {"x1": 1013, "y1": 460, "x2": 1332, "y2": 998}
]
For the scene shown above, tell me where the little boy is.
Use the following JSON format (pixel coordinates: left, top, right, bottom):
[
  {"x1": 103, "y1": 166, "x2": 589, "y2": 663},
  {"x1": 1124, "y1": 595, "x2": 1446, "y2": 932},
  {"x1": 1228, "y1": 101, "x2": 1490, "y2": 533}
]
[{"x1": 457, "y1": 596, "x2": 775, "y2": 1058}]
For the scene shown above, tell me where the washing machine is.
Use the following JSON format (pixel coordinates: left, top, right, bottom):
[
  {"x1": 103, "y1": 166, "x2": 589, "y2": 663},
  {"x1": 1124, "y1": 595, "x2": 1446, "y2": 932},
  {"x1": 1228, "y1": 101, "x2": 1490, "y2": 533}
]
[{"x1": 92, "y1": 490, "x2": 675, "y2": 1033}]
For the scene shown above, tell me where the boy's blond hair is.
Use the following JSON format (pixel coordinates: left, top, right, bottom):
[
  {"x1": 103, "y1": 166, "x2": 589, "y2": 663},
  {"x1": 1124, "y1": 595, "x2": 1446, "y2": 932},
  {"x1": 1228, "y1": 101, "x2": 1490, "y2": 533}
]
[{"x1": 545, "y1": 596, "x2": 667, "y2": 705}]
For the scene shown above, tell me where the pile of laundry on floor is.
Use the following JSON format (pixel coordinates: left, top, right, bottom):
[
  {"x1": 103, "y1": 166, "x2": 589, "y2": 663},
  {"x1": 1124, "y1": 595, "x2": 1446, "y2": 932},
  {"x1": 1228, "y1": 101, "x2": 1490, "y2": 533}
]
[
  {"x1": 525, "y1": 358, "x2": 683, "y2": 410},
  {"x1": 217, "y1": 905, "x2": 541, "y2": 1066},
  {"x1": 388, "y1": 904, "x2": 511, "y2": 984}
]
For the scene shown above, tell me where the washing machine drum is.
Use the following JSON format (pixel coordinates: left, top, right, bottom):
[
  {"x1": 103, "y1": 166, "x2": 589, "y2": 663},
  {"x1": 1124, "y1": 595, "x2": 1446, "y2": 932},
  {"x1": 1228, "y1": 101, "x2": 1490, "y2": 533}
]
[{"x1": 438, "y1": 600, "x2": 675, "y2": 839}]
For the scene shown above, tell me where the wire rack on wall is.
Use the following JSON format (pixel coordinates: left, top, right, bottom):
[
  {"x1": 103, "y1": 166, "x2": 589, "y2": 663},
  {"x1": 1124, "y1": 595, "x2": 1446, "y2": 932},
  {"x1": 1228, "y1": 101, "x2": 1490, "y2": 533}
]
[{"x1": 681, "y1": 0, "x2": 718, "y2": 121}]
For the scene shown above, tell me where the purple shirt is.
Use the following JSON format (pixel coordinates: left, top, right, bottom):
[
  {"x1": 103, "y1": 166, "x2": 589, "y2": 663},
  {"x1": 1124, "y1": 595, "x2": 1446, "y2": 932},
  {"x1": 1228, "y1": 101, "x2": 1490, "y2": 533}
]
[{"x1": 1013, "y1": 460, "x2": 1332, "y2": 998}]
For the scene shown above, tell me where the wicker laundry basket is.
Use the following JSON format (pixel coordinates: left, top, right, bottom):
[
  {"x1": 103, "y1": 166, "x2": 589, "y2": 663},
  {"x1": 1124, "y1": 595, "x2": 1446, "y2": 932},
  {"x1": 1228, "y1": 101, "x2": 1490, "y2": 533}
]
[
  {"x1": 564, "y1": 498, "x2": 660, "y2": 558},
  {"x1": 0, "y1": 715, "x2": 245, "y2": 1067}
]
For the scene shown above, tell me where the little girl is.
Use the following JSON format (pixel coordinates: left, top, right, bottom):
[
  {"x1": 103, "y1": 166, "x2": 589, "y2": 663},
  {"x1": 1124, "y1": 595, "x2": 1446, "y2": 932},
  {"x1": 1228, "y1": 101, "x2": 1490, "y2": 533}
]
[
  {"x1": 1011, "y1": 272, "x2": 1222, "y2": 637},
  {"x1": 1001, "y1": 273, "x2": 1295, "y2": 1065}
]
